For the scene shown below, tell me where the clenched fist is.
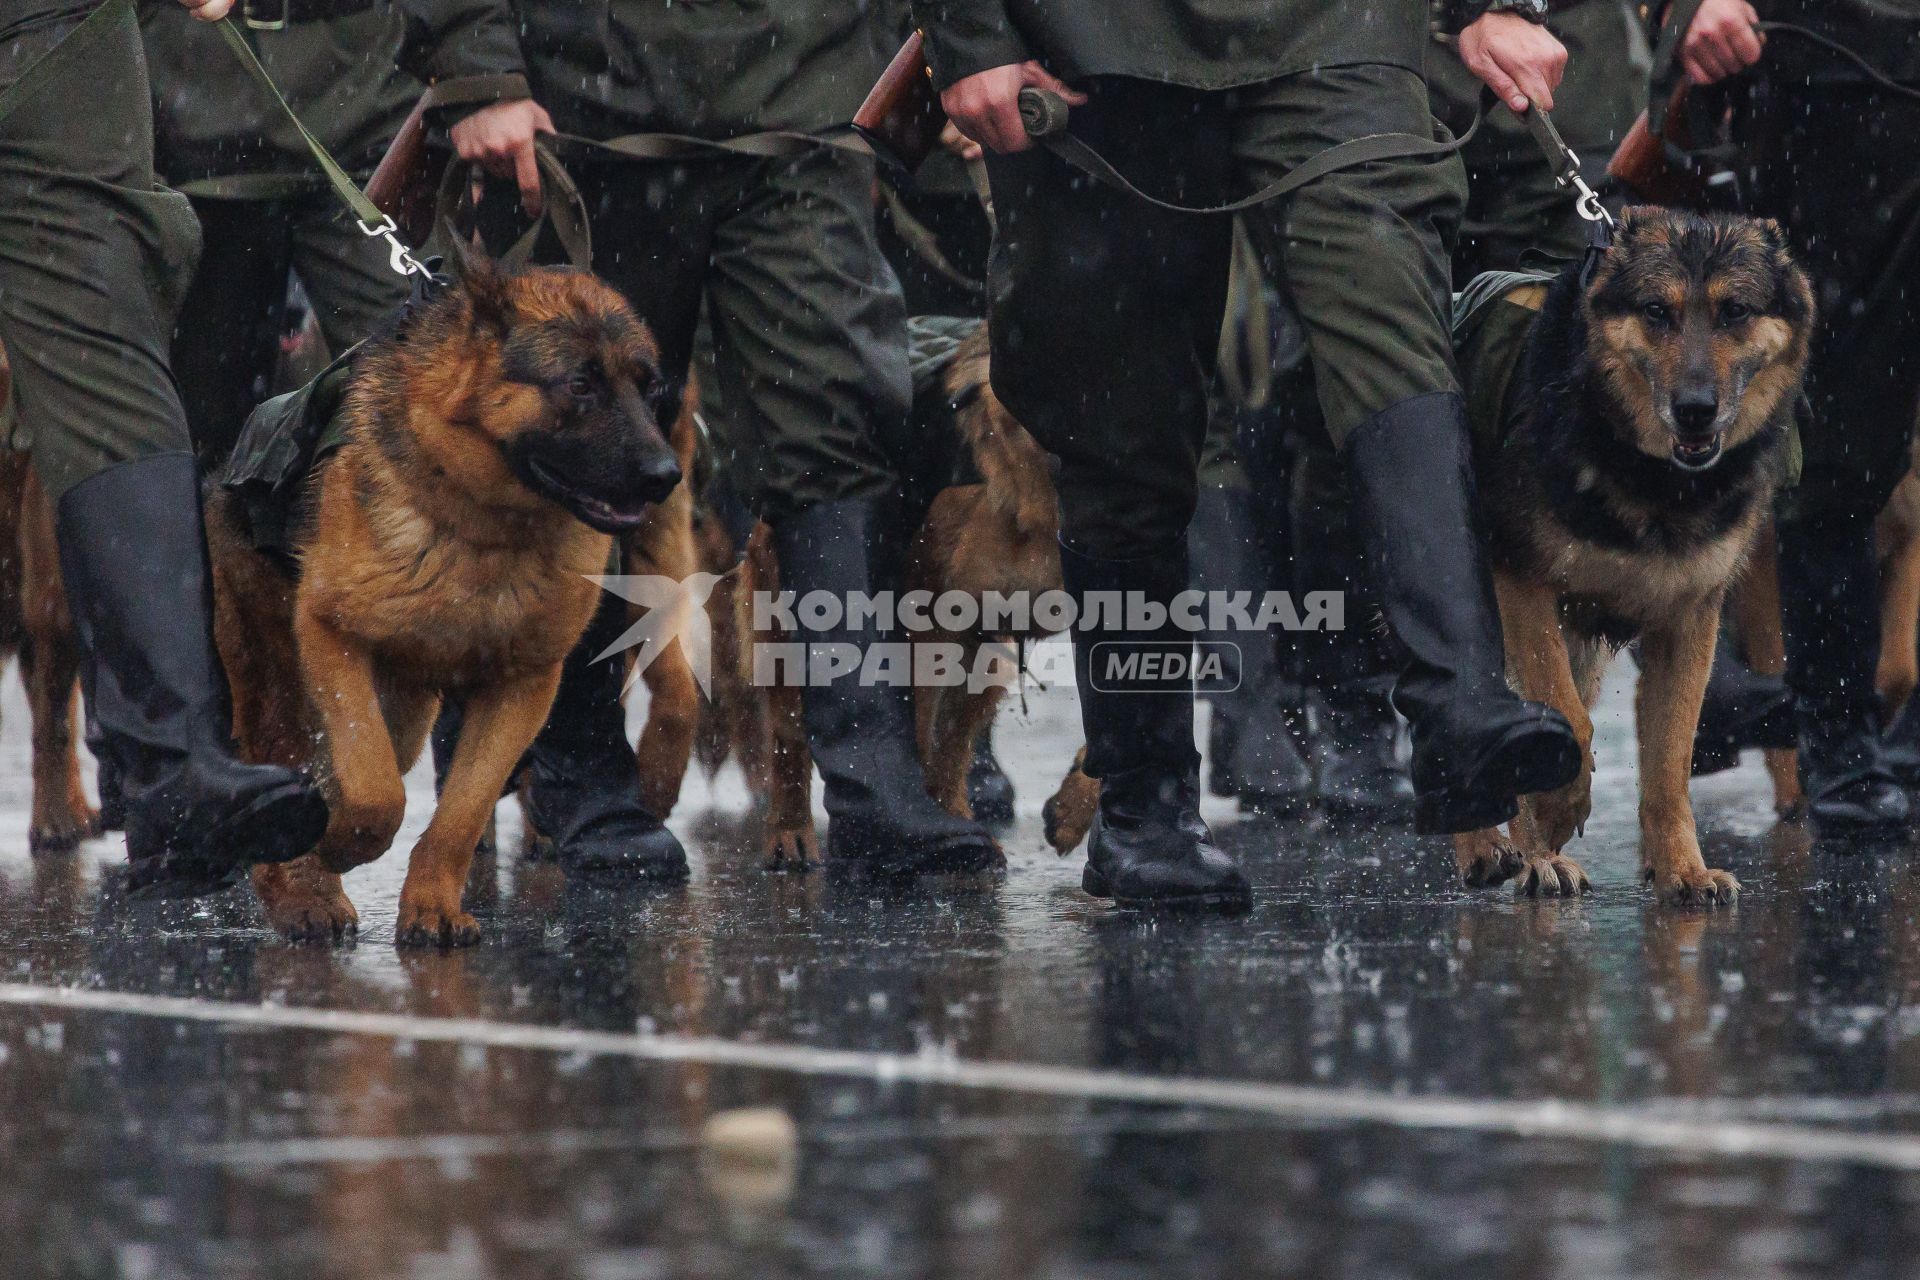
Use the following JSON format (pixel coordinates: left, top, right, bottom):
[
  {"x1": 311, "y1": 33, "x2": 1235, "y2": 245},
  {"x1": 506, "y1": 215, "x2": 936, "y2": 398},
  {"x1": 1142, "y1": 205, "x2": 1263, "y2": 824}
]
[
  {"x1": 450, "y1": 98, "x2": 557, "y2": 219},
  {"x1": 1458, "y1": 10, "x2": 1569, "y2": 114},
  {"x1": 940, "y1": 61, "x2": 1088, "y2": 155},
  {"x1": 1679, "y1": 0, "x2": 1765, "y2": 85}
]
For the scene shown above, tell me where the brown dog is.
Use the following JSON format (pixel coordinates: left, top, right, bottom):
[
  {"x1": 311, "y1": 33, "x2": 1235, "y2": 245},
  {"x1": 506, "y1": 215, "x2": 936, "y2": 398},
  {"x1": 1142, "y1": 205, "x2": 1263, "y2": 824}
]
[
  {"x1": 1454, "y1": 208, "x2": 1813, "y2": 905},
  {"x1": 207, "y1": 244, "x2": 683, "y2": 946},
  {"x1": 706, "y1": 326, "x2": 1082, "y2": 866},
  {"x1": 0, "y1": 346, "x2": 99, "y2": 855}
]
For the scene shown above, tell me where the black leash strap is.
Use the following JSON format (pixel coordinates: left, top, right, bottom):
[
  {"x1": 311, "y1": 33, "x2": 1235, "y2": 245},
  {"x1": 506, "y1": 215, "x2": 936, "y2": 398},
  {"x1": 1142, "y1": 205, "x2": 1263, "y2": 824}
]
[{"x1": 1014, "y1": 87, "x2": 1489, "y2": 216}]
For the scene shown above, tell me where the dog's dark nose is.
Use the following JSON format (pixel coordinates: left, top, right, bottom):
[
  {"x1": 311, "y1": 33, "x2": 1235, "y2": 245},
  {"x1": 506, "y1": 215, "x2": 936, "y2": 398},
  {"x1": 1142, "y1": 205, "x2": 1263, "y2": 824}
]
[
  {"x1": 1672, "y1": 392, "x2": 1719, "y2": 439},
  {"x1": 634, "y1": 454, "x2": 682, "y2": 503}
]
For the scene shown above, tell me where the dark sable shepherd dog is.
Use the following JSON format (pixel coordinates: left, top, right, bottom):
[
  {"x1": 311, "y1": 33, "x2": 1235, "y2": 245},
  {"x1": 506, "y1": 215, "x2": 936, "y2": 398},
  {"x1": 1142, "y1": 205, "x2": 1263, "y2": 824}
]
[
  {"x1": 1454, "y1": 207, "x2": 1813, "y2": 906},
  {"x1": 205, "y1": 243, "x2": 682, "y2": 946}
]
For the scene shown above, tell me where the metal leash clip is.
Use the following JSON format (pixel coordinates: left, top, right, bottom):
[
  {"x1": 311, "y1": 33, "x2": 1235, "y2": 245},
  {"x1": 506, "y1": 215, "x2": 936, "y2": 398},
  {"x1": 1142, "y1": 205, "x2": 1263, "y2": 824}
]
[
  {"x1": 357, "y1": 214, "x2": 431, "y2": 280},
  {"x1": 1524, "y1": 101, "x2": 1617, "y2": 230}
]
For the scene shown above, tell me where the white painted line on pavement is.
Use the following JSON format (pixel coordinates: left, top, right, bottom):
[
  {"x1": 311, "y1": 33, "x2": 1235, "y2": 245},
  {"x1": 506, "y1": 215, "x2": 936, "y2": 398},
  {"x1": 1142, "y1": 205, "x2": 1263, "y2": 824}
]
[{"x1": 4, "y1": 982, "x2": 1919, "y2": 1172}]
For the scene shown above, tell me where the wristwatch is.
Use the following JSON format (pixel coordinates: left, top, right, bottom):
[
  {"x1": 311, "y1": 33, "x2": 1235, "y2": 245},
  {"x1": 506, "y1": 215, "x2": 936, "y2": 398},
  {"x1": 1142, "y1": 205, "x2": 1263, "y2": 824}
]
[{"x1": 1471, "y1": 0, "x2": 1551, "y2": 23}]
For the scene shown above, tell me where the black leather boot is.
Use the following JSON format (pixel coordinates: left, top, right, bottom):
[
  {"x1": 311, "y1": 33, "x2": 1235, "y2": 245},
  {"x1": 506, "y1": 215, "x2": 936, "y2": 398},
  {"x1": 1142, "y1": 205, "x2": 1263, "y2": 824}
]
[
  {"x1": 1189, "y1": 485, "x2": 1313, "y2": 813},
  {"x1": 966, "y1": 725, "x2": 1016, "y2": 826},
  {"x1": 1344, "y1": 394, "x2": 1581, "y2": 834},
  {"x1": 1691, "y1": 632, "x2": 1796, "y2": 776},
  {"x1": 1289, "y1": 443, "x2": 1414, "y2": 821},
  {"x1": 516, "y1": 591, "x2": 689, "y2": 880},
  {"x1": 1063, "y1": 538, "x2": 1251, "y2": 911},
  {"x1": 773, "y1": 498, "x2": 998, "y2": 875},
  {"x1": 56, "y1": 454, "x2": 328, "y2": 898},
  {"x1": 1776, "y1": 513, "x2": 1909, "y2": 833}
]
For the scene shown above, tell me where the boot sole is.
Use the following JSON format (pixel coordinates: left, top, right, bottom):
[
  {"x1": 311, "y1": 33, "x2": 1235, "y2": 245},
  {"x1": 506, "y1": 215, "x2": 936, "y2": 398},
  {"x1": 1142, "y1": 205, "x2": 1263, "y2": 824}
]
[
  {"x1": 1414, "y1": 721, "x2": 1583, "y2": 835},
  {"x1": 127, "y1": 784, "x2": 330, "y2": 902},
  {"x1": 1082, "y1": 864, "x2": 1253, "y2": 914}
]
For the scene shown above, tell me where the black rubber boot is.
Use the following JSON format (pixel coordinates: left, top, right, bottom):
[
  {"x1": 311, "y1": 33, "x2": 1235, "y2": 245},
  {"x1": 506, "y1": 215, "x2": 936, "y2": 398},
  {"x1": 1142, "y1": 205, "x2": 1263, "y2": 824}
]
[
  {"x1": 1776, "y1": 514, "x2": 1910, "y2": 833},
  {"x1": 55, "y1": 455, "x2": 328, "y2": 899},
  {"x1": 1311, "y1": 680, "x2": 1416, "y2": 820},
  {"x1": 772, "y1": 498, "x2": 998, "y2": 875},
  {"x1": 1189, "y1": 485, "x2": 1313, "y2": 813},
  {"x1": 1289, "y1": 443, "x2": 1414, "y2": 821},
  {"x1": 1063, "y1": 538, "x2": 1251, "y2": 912},
  {"x1": 1344, "y1": 394, "x2": 1581, "y2": 834},
  {"x1": 1690, "y1": 632, "x2": 1796, "y2": 777},
  {"x1": 516, "y1": 591, "x2": 689, "y2": 880},
  {"x1": 966, "y1": 725, "x2": 1016, "y2": 826}
]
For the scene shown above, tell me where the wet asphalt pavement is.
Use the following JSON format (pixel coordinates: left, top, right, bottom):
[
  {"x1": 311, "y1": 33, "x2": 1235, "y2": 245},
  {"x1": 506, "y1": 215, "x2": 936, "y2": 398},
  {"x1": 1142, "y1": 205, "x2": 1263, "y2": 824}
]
[{"x1": 0, "y1": 646, "x2": 1918, "y2": 1279}]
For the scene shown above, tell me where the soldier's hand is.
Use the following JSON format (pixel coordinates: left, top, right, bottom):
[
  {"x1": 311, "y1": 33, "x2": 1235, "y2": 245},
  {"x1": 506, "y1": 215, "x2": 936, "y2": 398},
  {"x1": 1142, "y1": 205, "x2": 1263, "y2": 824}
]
[
  {"x1": 176, "y1": 0, "x2": 234, "y2": 19},
  {"x1": 942, "y1": 62, "x2": 1087, "y2": 155},
  {"x1": 450, "y1": 98, "x2": 556, "y2": 219},
  {"x1": 1680, "y1": 0, "x2": 1763, "y2": 85},
  {"x1": 1458, "y1": 11, "x2": 1568, "y2": 114}
]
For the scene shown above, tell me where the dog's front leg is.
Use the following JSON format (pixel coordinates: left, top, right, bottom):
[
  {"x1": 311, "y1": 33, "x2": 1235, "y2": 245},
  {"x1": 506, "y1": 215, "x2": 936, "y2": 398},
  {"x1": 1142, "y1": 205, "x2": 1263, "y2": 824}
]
[
  {"x1": 296, "y1": 611, "x2": 406, "y2": 875},
  {"x1": 1467, "y1": 574, "x2": 1593, "y2": 895},
  {"x1": 1637, "y1": 596, "x2": 1740, "y2": 906},
  {"x1": 397, "y1": 665, "x2": 563, "y2": 947}
]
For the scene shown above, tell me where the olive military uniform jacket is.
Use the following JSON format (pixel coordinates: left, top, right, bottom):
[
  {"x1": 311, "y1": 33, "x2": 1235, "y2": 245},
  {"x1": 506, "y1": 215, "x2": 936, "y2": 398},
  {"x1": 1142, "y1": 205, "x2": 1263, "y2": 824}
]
[
  {"x1": 139, "y1": 0, "x2": 420, "y2": 191},
  {"x1": 394, "y1": 0, "x2": 907, "y2": 138},
  {"x1": 910, "y1": 0, "x2": 1433, "y2": 91}
]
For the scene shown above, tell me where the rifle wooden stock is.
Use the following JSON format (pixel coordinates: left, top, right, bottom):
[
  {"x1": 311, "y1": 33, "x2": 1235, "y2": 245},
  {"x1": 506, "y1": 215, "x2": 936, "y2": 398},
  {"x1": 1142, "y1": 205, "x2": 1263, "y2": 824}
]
[
  {"x1": 854, "y1": 30, "x2": 947, "y2": 173},
  {"x1": 1607, "y1": 81, "x2": 1709, "y2": 206},
  {"x1": 364, "y1": 92, "x2": 440, "y2": 248}
]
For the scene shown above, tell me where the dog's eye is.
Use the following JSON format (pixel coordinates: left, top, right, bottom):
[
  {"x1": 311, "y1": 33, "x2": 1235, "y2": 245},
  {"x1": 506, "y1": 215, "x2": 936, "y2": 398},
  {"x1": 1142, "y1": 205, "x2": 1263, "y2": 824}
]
[
  {"x1": 1720, "y1": 301, "x2": 1753, "y2": 325},
  {"x1": 567, "y1": 373, "x2": 595, "y2": 400},
  {"x1": 1640, "y1": 302, "x2": 1671, "y2": 327}
]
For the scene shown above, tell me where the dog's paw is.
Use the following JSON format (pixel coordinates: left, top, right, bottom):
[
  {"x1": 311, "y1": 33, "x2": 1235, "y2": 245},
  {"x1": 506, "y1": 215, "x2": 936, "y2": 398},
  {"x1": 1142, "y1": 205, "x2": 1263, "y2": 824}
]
[
  {"x1": 266, "y1": 890, "x2": 359, "y2": 944},
  {"x1": 764, "y1": 827, "x2": 820, "y2": 873},
  {"x1": 1514, "y1": 853, "x2": 1592, "y2": 899},
  {"x1": 1454, "y1": 828, "x2": 1524, "y2": 888},
  {"x1": 29, "y1": 804, "x2": 102, "y2": 855},
  {"x1": 1532, "y1": 773, "x2": 1593, "y2": 852},
  {"x1": 396, "y1": 897, "x2": 482, "y2": 948},
  {"x1": 1645, "y1": 864, "x2": 1740, "y2": 908},
  {"x1": 1043, "y1": 790, "x2": 1095, "y2": 854}
]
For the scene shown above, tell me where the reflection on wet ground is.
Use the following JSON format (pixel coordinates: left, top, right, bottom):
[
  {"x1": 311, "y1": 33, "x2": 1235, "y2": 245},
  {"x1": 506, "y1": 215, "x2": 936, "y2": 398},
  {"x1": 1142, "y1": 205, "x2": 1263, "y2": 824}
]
[{"x1": 0, "y1": 657, "x2": 1917, "y2": 1278}]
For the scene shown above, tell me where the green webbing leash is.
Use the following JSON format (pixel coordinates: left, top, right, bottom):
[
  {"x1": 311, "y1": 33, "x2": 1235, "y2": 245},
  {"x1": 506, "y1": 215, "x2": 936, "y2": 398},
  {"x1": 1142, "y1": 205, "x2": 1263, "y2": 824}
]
[
  {"x1": 212, "y1": 15, "x2": 429, "y2": 278},
  {"x1": 1014, "y1": 86, "x2": 1494, "y2": 217}
]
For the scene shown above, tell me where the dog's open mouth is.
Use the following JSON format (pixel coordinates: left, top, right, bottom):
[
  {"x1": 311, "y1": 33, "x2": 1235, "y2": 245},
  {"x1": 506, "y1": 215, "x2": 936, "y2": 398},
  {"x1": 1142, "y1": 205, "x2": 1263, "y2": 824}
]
[
  {"x1": 525, "y1": 458, "x2": 654, "y2": 533},
  {"x1": 1670, "y1": 436, "x2": 1723, "y2": 471}
]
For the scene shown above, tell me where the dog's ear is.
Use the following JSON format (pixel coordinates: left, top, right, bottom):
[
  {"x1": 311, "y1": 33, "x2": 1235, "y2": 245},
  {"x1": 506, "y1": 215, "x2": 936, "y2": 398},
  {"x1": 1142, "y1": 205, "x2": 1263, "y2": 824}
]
[
  {"x1": 438, "y1": 218, "x2": 513, "y2": 332},
  {"x1": 1752, "y1": 216, "x2": 1791, "y2": 254},
  {"x1": 1615, "y1": 205, "x2": 1652, "y2": 241}
]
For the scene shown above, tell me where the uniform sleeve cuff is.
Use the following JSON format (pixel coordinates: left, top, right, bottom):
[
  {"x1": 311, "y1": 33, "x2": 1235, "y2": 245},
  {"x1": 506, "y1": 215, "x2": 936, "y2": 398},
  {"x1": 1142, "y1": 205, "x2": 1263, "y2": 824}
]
[
  {"x1": 922, "y1": 27, "x2": 1033, "y2": 89},
  {"x1": 421, "y1": 72, "x2": 533, "y2": 125}
]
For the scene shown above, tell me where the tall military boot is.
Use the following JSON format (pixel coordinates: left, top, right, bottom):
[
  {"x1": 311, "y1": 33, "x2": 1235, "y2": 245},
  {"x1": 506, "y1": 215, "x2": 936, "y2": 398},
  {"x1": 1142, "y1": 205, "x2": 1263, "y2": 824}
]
[
  {"x1": 773, "y1": 498, "x2": 998, "y2": 874},
  {"x1": 1290, "y1": 444, "x2": 1414, "y2": 821},
  {"x1": 1775, "y1": 514, "x2": 1909, "y2": 832},
  {"x1": 1344, "y1": 394, "x2": 1581, "y2": 833},
  {"x1": 1690, "y1": 631, "x2": 1796, "y2": 776},
  {"x1": 1064, "y1": 538, "x2": 1251, "y2": 911},
  {"x1": 56, "y1": 455, "x2": 328, "y2": 898},
  {"x1": 1189, "y1": 484, "x2": 1313, "y2": 813},
  {"x1": 966, "y1": 724, "x2": 1017, "y2": 826},
  {"x1": 516, "y1": 590, "x2": 689, "y2": 880}
]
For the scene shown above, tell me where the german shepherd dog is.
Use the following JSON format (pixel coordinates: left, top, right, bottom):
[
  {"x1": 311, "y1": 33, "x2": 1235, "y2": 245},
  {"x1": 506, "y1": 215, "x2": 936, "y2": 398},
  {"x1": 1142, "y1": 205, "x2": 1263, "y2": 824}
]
[
  {"x1": 0, "y1": 345, "x2": 97, "y2": 854},
  {"x1": 711, "y1": 326, "x2": 1074, "y2": 867},
  {"x1": 1454, "y1": 207, "x2": 1813, "y2": 905},
  {"x1": 205, "y1": 242, "x2": 683, "y2": 946}
]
